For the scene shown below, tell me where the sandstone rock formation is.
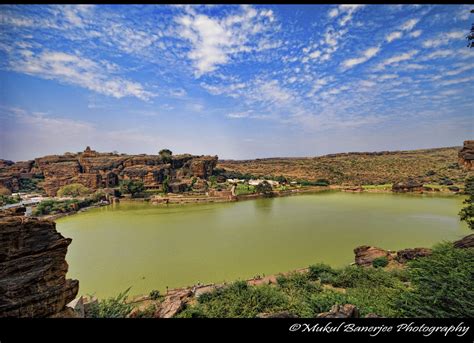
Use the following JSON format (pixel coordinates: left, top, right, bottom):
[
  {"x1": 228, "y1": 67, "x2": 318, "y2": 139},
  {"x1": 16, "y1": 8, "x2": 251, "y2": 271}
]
[
  {"x1": 392, "y1": 179, "x2": 424, "y2": 193},
  {"x1": 0, "y1": 211, "x2": 79, "y2": 317},
  {"x1": 453, "y1": 234, "x2": 474, "y2": 249},
  {"x1": 353, "y1": 246, "x2": 391, "y2": 267},
  {"x1": 154, "y1": 288, "x2": 193, "y2": 318},
  {"x1": 396, "y1": 248, "x2": 432, "y2": 263},
  {"x1": 458, "y1": 140, "x2": 474, "y2": 170},
  {"x1": 0, "y1": 147, "x2": 218, "y2": 196}
]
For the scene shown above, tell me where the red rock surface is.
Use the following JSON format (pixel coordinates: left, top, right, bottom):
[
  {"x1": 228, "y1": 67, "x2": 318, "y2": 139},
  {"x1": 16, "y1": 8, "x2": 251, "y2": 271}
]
[
  {"x1": 0, "y1": 213, "x2": 79, "y2": 317},
  {"x1": 458, "y1": 140, "x2": 474, "y2": 171},
  {"x1": 0, "y1": 147, "x2": 217, "y2": 196}
]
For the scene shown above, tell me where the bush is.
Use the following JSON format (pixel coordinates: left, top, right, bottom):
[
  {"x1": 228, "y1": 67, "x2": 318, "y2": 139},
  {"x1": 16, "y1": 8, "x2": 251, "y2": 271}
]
[
  {"x1": 88, "y1": 288, "x2": 133, "y2": 318},
  {"x1": 308, "y1": 263, "x2": 337, "y2": 281},
  {"x1": 255, "y1": 181, "x2": 273, "y2": 196},
  {"x1": 149, "y1": 290, "x2": 161, "y2": 300},
  {"x1": 181, "y1": 281, "x2": 289, "y2": 318},
  {"x1": 395, "y1": 243, "x2": 474, "y2": 318},
  {"x1": 372, "y1": 256, "x2": 389, "y2": 268},
  {"x1": 119, "y1": 180, "x2": 145, "y2": 197},
  {"x1": 459, "y1": 176, "x2": 474, "y2": 230},
  {"x1": 57, "y1": 183, "x2": 91, "y2": 197},
  {"x1": 332, "y1": 265, "x2": 399, "y2": 289}
]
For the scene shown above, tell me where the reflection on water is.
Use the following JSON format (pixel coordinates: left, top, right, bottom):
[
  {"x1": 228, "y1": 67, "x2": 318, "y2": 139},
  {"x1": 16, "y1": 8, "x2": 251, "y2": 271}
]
[{"x1": 56, "y1": 192, "x2": 469, "y2": 298}]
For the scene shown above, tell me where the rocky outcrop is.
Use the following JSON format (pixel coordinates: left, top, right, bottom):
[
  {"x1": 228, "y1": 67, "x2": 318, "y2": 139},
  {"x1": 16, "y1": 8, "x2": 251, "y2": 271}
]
[
  {"x1": 154, "y1": 289, "x2": 193, "y2": 318},
  {"x1": 257, "y1": 311, "x2": 297, "y2": 318},
  {"x1": 392, "y1": 179, "x2": 423, "y2": 193},
  {"x1": 0, "y1": 147, "x2": 218, "y2": 196},
  {"x1": 396, "y1": 248, "x2": 432, "y2": 263},
  {"x1": 0, "y1": 213, "x2": 79, "y2": 317},
  {"x1": 316, "y1": 304, "x2": 360, "y2": 318},
  {"x1": 453, "y1": 234, "x2": 474, "y2": 249},
  {"x1": 458, "y1": 140, "x2": 474, "y2": 170},
  {"x1": 354, "y1": 246, "x2": 391, "y2": 267}
]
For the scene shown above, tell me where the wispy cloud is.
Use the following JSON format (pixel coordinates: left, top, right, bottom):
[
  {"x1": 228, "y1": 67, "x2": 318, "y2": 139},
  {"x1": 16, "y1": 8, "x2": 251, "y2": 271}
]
[
  {"x1": 341, "y1": 46, "x2": 380, "y2": 70},
  {"x1": 423, "y1": 30, "x2": 466, "y2": 48}
]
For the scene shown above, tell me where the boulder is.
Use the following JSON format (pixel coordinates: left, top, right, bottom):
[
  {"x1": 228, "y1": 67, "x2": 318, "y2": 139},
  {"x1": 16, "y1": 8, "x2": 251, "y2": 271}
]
[
  {"x1": 354, "y1": 245, "x2": 390, "y2": 267},
  {"x1": 458, "y1": 140, "x2": 474, "y2": 170},
  {"x1": 392, "y1": 179, "x2": 423, "y2": 192},
  {"x1": 154, "y1": 289, "x2": 193, "y2": 318},
  {"x1": 0, "y1": 215, "x2": 79, "y2": 317},
  {"x1": 257, "y1": 311, "x2": 297, "y2": 318},
  {"x1": 316, "y1": 304, "x2": 360, "y2": 318},
  {"x1": 453, "y1": 234, "x2": 474, "y2": 249},
  {"x1": 396, "y1": 248, "x2": 432, "y2": 263}
]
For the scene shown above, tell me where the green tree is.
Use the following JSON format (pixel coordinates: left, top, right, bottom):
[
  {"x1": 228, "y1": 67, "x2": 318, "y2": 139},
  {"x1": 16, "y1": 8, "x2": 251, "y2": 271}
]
[
  {"x1": 159, "y1": 149, "x2": 173, "y2": 163},
  {"x1": 256, "y1": 181, "x2": 273, "y2": 196},
  {"x1": 459, "y1": 176, "x2": 474, "y2": 230},
  {"x1": 162, "y1": 175, "x2": 170, "y2": 194},
  {"x1": 57, "y1": 183, "x2": 91, "y2": 197},
  {"x1": 119, "y1": 180, "x2": 145, "y2": 197}
]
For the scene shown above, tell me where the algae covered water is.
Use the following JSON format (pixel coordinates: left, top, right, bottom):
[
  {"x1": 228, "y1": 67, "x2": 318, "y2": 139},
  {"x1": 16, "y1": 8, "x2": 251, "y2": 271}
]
[{"x1": 56, "y1": 191, "x2": 469, "y2": 298}]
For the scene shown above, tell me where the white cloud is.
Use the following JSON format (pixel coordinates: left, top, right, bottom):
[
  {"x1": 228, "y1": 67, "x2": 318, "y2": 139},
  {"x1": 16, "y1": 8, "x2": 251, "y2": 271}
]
[
  {"x1": 386, "y1": 31, "x2": 402, "y2": 43},
  {"x1": 409, "y1": 30, "x2": 422, "y2": 38},
  {"x1": 175, "y1": 5, "x2": 277, "y2": 77},
  {"x1": 374, "y1": 49, "x2": 419, "y2": 70},
  {"x1": 10, "y1": 50, "x2": 154, "y2": 100},
  {"x1": 423, "y1": 30, "x2": 466, "y2": 48},
  {"x1": 400, "y1": 18, "x2": 419, "y2": 31},
  {"x1": 341, "y1": 46, "x2": 380, "y2": 69},
  {"x1": 330, "y1": 5, "x2": 365, "y2": 27},
  {"x1": 438, "y1": 75, "x2": 474, "y2": 86}
]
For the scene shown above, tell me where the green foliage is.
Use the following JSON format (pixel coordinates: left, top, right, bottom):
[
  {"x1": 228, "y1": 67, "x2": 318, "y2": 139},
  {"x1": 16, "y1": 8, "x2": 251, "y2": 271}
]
[
  {"x1": 119, "y1": 179, "x2": 145, "y2": 197},
  {"x1": 235, "y1": 184, "x2": 256, "y2": 195},
  {"x1": 308, "y1": 263, "x2": 337, "y2": 281},
  {"x1": 57, "y1": 183, "x2": 91, "y2": 197},
  {"x1": 208, "y1": 175, "x2": 217, "y2": 188},
  {"x1": 19, "y1": 177, "x2": 43, "y2": 192},
  {"x1": 395, "y1": 243, "x2": 474, "y2": 318},
  {"x1": 299, "y1": 179, "x2": 330, "y2": 186},
  {"x1": 255, "y1": 181, "x2": 273, "y2": 195},
  {"x1": 32, "y1": 192, "x2": 104, "y2": 216},
  {"x1": 332, "y1": 265, "x2": 399, "y2": 289},
  {"x1": 459, "y1": 176, "x2": 474, "y2": 230},
  {"x1": 372, "y1": 256, "x2": 389, "y2": 268},
  {"x1": 179, "y1": 281, "x2": 288, "y2": 318},
  {"x1": 88, "y1": 288, "x2": 133, "y2": 318},
  {"x1": 159, "y1": 149, "x2": 172, "y2": 163},
  {"x1": 162, "y1": 175, "x2": 170, "y2": 194},
  {"x1": 0, "y1": 194, "x2": 21, "y2": 206},
  {"x1": 149, "y1": 289, "x2": 161, "y2": 300}
]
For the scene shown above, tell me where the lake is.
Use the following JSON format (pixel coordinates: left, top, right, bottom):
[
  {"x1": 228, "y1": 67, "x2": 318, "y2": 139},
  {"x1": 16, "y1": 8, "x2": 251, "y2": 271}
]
[{"x1": 56, "y1": 191, "x2": 469, "y2": 298}]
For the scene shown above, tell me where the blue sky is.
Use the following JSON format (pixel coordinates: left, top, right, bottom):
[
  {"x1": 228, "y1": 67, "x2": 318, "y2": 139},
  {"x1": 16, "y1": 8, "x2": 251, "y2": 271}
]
[{"x1": 0, "y1": 4, "x2": 473, "y2": 161}]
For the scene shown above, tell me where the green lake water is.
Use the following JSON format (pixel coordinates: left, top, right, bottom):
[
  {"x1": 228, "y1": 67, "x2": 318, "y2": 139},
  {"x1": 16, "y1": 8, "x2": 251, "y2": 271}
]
[{"x1": 56, "y1": 191, "x2": 469, "y2": 298}]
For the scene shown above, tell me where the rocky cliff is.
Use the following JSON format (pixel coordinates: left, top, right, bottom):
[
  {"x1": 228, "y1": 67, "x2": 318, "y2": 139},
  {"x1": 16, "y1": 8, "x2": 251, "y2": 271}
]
[
  {"x1": 0, "y1": 147, "x2": 218, "y2": 196},
  {"x1": 459, "y1": 140, "x2": 474, "y2": 171},
  {"x1": 0, "y1": 209, "x2": 79, "y2": 317}
]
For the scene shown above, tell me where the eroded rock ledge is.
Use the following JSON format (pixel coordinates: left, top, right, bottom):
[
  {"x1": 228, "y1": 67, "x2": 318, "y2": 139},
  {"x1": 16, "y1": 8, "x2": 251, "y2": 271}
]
[{"x1": 0, "y1": 209, "x2": 78, "y2": 317}]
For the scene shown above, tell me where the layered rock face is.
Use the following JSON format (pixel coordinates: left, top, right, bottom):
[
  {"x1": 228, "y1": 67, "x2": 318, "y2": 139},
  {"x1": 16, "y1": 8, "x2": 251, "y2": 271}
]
[
  {"x1": 392, "y1": 178, "x2": 424, "y2": 193},
  {"x1": 0, "y1": 147, "x2": 218, "y2": 196},
  {"x1": 0, "y1": 210, "x2": 79, "y2": 317},
  {"x1": 458, "y1": 140, "x2": 474, "y2": 171}
]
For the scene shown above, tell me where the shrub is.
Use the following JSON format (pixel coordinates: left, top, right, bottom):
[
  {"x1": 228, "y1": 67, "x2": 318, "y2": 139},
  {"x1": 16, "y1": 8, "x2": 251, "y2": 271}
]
[
  {"x1": 57, "y1": 183, "x2": 91, "y2": 197},
  {"x1": 332, "y1": 265, "x2": 399, "y2": 289},
  {"x1": 149, "y1": 290, "x2": 161, "y2": 300},
  {"x1": 183, "y1": 281, "x2": 289, "y2": 318},
  {"x1": 308, "y1": 263, "x2": 337, "y2": 281},
  {"x1": 308, "y1": 290, "x2": 350, "y2": 314},
  {"x1": 159, "y1": 149, "x2": 172, "y2": 163},
  {"x1": 119, "y1": 180, "x2": 145, "y2": 197},
  {"x1": 372, "y1": 256, "x2": 389, "y2": 268},
  {"x1": 88, "y1": 288, "x2": 133, "y2": 318},
  {"x1": 255, "y1": 181, "x2": 273, "y2": 196},
  {"x1": 395, "y1": 243, "x2": 474, "y2": 318}
]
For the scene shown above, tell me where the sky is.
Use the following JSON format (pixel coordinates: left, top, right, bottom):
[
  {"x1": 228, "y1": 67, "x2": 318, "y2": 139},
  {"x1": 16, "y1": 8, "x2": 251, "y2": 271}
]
[{"x1": 0, "y1": 4, "x2": 473, "y2": 161}]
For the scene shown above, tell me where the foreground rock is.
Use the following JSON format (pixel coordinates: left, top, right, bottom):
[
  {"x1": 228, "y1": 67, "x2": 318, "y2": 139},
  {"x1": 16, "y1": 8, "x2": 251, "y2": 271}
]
[
  {"x1": 316, "y1": 304, "x2": 360, "y2": 318},
  {"x1": 396, "y1": 248, "x2": 432, "y2": 263},
  {"x1": 154, "y1": 289, "x2": 193, "y2": 318},
  {"x1": 257, "y1": 311, "x2": 297, "y2": 318},
  {"x1": 354, "y1": 246, "x2": 391, "y2": 267},
  {"x1": 458, "y1": 140, "x2": 474, "y2": 171},
  {"x1": 0, "y1": 213, "x2": 79, "y2": 317},
  {"x1": 453, "y1": 234, "x2": 474, "y2": 249}
]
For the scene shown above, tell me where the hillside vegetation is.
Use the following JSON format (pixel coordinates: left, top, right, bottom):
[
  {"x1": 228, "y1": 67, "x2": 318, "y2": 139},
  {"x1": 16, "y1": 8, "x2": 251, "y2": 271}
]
[{"x1": 218, "y1": 147, "x2": 468, "y2": 185}]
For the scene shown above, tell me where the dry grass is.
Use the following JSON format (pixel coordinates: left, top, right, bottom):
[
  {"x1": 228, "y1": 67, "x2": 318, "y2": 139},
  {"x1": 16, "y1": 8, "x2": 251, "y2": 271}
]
[{"x1": 218, "y1": 147, "x2": 469, "y2": 185}]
